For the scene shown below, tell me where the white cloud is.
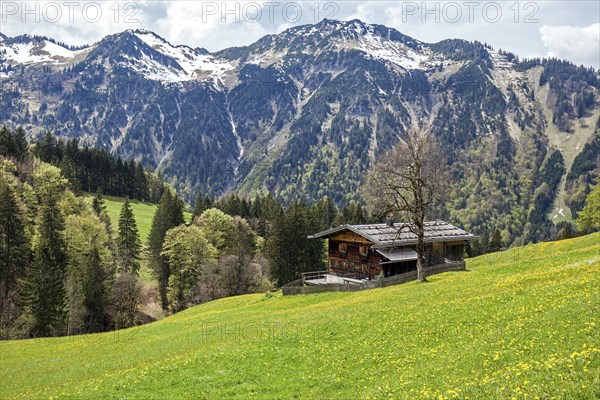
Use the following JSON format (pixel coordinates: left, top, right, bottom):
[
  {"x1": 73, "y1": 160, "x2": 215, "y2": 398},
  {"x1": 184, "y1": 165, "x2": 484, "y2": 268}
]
[
  {"x1": 540, "y1": 23, "x2": 600, "y2": 68},
  {"x1": 152, "y1": 1, "x2": 268, "y2": 51},
  {"x1": 0, "y1": 1, "x2": 157, "y2": 46},
  {"x1": 347, "y1": 4, "x2": 377, "y2": 24},
  {"x1": 0, "y1": 0, "x2": 598, "y2": 69}
]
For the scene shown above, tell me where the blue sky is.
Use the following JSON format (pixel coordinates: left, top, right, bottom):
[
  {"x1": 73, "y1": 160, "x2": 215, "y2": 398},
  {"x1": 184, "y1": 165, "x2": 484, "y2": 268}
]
[{"x1": 1, "y1": 1, "x2": 598, "y2": 68}]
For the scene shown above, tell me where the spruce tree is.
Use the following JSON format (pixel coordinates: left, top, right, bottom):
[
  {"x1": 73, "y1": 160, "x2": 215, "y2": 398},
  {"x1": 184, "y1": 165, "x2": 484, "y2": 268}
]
[
  {"x1": 84, "y1": 247, "x2": 108, "y2": 332},
  {"x1": 117, "y1": 198, "x2": 141, "y2": 275},
  {"x1": 0, "y1": 177, "x2": 28, "y2": 301},
  {"x1": 193, "y1": 193, "x2": 207, "y2": 218},
  {"x1": 266, "y1": 201, "x2": 325, "y2": 287},
  {"x1": 489, "y1": 228, "x2": 503, "y2": 253},
  {"x1": 312, "y1": 196, "x2": 338, "y2": 229},
  {"x1": 35, "y1": 131, "x2": 58, "y2": 163},
  {"x1": 59, "y1": 155, "x2": 80, "y2": 193},
  {"x1": 479, "y1": 229, "x2": 490, "y2": 255},
  {"x1": 134, "y1": 163, "x2": 148, "y2": 201},
  {"x1": 91, "y1": 188, "x2": 106, "y2": 216},
  {"x1": 13, "y1": 127, "x2": 29, "y2": 161},
  {"x1": 0, "y1": 126, "x2": 16, "y2": 158},
  {"x1": 21, "y1": 192, "x2": 67, "y2": 337},
  {"x1": 266, "y1": 208, "x2": 287, "y2": 286}
]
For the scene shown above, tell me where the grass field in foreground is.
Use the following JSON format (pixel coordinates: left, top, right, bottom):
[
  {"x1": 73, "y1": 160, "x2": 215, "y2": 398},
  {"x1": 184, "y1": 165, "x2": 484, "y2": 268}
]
[
  {"x1": 1, "y1": 233, "x2": 598, "y2": 399},
  {"x1": 83, "y1": 194, "x2": 192, "y2": 242}
]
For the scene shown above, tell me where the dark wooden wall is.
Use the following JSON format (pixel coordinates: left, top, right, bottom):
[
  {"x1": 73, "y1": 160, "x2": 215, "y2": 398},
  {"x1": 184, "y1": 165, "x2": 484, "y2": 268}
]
[
  {"x1": 328, "y1": 240, "x2": 382, "y2": 279},
  {"x1": 326, "y1": 234, "x2": 467, "y2": 279}
]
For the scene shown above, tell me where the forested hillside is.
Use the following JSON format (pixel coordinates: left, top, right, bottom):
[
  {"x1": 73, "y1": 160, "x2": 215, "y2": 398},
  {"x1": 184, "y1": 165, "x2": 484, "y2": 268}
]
[
  {"x1": 0, "y1": 127, "x2": 346, "y2": 339},
  {"x1": 1, "y1": 19, "x2": 598, "y2": 247}
]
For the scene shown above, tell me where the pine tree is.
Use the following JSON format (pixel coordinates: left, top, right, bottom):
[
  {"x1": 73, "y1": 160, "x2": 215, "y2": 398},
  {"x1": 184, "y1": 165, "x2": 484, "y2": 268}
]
[
  {"x1": 21, "y1": 192, "x2": 67, "y2": 337},
  {"x1": 0, "y1": 177, "x2": 28, "y2": 302},
  {"x1": 117, "y1": 198, "x2": 141, "y2": 275}
]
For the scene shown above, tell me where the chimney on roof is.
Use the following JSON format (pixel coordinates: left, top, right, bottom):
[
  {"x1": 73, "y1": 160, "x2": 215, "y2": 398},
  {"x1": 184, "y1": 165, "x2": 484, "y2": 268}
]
[{"x1": 385, "y1": 212, "x2": 395, "y2": 227}]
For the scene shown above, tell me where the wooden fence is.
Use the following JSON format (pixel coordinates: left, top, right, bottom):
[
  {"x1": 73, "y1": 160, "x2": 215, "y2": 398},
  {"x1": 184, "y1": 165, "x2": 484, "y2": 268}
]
[{"x1": 282, "y1": 261, "x2": 466, "y2": 296}]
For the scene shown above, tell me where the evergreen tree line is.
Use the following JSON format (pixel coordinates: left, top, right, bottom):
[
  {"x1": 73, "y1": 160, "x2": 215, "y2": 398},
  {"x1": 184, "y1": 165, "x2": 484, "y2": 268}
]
[
  {"x1": 30, "y1": 130, "x2": 167, "y2": 203},
  {"x1": 196, "y1": 193, "x2": 370, "y2": 233},
  {"x1": 0, "y1": 146, "x2": 152, "y2": 338}
]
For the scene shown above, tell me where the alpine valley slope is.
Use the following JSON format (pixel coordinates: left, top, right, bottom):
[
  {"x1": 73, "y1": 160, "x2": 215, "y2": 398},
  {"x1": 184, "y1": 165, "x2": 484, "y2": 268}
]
[
  {"x1": 0, "y1": 233, "x2": 598, "y2": 399},
  {"x1": 1, "y1": 19, "x2": 598, "y2": 242}
]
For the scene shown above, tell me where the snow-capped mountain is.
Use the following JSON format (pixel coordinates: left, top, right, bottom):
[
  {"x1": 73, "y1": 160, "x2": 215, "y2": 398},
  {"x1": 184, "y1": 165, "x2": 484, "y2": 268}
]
[
  {"x1": 124, "y1": 30, "x2": 234, "y2": 83},
  {"x1": 0, "y1": 35, "x2": 91, "y2": 73},
  {"x1": 0, "y1": 19, "x2": 598, "y2": 242}
]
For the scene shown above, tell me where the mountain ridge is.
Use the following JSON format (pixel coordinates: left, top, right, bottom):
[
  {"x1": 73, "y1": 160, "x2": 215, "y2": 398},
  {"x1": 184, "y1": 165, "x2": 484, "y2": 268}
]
[{"x1": 0, "y1": 19, "x2": 598, "y2": 243}]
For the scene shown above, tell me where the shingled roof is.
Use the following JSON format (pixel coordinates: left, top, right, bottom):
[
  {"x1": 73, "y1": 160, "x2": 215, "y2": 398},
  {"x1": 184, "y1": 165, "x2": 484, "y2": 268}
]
[{"x1": 308, "y1": 220, "x2": 476, "y2": 248}]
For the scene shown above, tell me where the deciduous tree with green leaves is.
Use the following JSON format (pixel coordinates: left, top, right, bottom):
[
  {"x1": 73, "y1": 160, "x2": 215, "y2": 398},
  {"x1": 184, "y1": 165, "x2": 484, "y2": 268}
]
[
  {"x1": 148, "y1": 190, "x2": 185, "y2": 309},
  {"x1": 576, "y1": 184, "x2": 600, "y2": 232},
  {"x1": 162, "y1": 225, "x2": 217, "y2": 312},
  {"x1": 65, "y1": 213, "x2": 114, "y2": 334}
]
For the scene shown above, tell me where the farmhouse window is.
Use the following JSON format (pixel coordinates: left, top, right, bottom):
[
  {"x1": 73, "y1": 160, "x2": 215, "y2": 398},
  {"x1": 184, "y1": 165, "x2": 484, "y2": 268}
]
[{"x1": 359, "y1": 245, "x2": 368, "y2": 256}]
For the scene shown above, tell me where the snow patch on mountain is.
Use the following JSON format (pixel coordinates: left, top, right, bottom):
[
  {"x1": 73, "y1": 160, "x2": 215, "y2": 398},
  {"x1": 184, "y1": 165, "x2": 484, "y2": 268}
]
[
  {"x1": 0, "y1": 39, "x2": 89, "y2": 66},
  {"x1": 358, "y1": 31, "x2": 430, "y2": 70},
  {"x1": 488, "y1": 50, "x2": 514, "y2": 70},
  {"x1": 132, "y1": 30, "x2": 234, "y2": 83}
]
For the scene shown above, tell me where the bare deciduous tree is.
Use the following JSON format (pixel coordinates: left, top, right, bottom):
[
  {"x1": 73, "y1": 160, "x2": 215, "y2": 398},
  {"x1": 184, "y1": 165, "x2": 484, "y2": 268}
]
[
  {"x1": 111, "y1": 273, "x2": 142, "y2": 329},
  {"x1": 363, "y1": 129, "x2": 448, "y2": 282}
]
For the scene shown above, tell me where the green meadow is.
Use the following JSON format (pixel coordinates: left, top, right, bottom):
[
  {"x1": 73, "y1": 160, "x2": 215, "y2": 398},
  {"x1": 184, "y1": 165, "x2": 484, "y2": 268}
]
[
  {"x1": 1, "y1": 233, "x2": 598, "y2": 399},
  {"x1": 83, "y1": 194, "x2": 192, "y2": 242}
]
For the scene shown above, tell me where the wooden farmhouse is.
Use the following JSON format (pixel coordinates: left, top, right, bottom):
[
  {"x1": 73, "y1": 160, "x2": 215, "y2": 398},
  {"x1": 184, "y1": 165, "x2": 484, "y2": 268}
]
[{"x1": 308, "y1": 220, "x2": 476, "y2": 281}]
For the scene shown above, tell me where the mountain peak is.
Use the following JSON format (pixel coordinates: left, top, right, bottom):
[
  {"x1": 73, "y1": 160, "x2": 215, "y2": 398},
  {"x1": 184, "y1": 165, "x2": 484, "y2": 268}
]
[
  {"x1": 278, "y1": 18, "x2": 430, "y2": 70},
  {"x1": 87, "y1": 28, "x2": 232, "y2": 84}
]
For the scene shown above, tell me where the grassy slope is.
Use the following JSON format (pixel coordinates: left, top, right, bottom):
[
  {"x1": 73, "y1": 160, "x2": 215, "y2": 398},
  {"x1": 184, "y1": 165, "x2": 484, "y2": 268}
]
[
  {"x1": 1, "y1": 234, "x2": 598, "y2": 399},
  {"x1": 83, "y1": 195, "x2": 192, "y2": 242}
]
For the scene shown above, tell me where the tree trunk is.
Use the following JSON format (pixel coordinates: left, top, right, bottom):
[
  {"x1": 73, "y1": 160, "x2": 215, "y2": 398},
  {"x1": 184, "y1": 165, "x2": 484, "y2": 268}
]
[{"x1": 416, "y1": 226, "x2": 427, "y2": 283}]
